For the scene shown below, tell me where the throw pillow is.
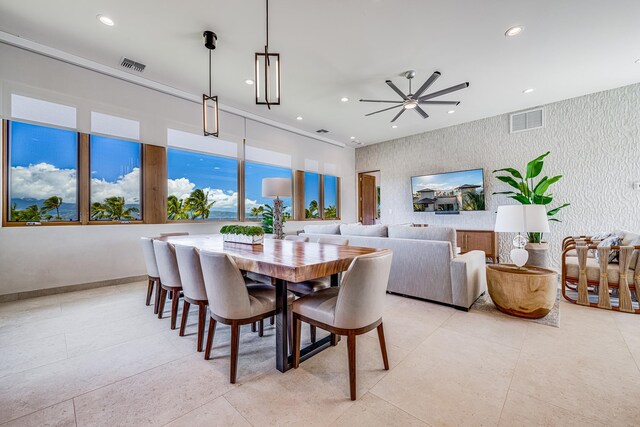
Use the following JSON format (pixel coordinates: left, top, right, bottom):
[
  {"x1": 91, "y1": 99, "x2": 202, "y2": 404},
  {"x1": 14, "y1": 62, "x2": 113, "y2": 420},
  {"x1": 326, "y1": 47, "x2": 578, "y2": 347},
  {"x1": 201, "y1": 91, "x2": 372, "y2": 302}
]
[{"x1": 595, "y1": 235, "x2": 623, "y2": 263}]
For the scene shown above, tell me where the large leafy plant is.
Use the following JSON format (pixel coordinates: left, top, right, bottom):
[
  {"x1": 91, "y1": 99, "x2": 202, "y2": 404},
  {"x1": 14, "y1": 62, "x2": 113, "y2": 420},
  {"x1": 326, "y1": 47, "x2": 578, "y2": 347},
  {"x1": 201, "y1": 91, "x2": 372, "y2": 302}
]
[{"x1": 493, "y1": 151, "x2": 569, "y2": 243}]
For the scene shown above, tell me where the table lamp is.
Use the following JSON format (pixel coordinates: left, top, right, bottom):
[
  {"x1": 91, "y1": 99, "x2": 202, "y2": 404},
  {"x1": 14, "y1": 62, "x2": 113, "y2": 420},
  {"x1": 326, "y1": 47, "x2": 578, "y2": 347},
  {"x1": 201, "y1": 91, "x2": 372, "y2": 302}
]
[
  {"x1": 495, "y1": 205, "x2": 550, "y2": 269},
  {"x1": 262, "y1": 177, "x2": 291, "y2": 240}
]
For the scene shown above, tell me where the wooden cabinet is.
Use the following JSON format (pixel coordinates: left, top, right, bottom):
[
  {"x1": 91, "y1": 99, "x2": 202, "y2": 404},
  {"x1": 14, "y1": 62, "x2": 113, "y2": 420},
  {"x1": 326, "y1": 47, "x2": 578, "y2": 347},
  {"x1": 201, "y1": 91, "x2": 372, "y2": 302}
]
[{"x1": 457, "y1": 230, "x2": 498, "y2": 263}]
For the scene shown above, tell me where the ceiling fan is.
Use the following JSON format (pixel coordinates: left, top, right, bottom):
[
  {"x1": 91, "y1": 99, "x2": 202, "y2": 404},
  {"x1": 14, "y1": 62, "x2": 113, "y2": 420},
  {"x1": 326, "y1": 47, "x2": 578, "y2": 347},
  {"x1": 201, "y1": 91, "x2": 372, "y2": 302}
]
[{"x1": 360, "y1": 70, "x2": 469, "y2": 122}]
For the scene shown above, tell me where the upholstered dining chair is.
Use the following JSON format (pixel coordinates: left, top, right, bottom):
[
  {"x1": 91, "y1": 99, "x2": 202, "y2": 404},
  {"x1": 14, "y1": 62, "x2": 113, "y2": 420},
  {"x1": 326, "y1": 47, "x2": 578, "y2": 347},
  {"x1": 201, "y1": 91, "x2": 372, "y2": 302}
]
[
  {"x1": 284, "y1": 235, "x2": 310, "y2": 242},
  {"x1": 174, "y1": 245, "x2": 209, "y2": 352},
  {"x1": 292, "y1": 250, "x2": 393, "y2": 400},
  {"x1": 199, "y1": 250, "x2": 295, "y2": 384},
  {"x1": 153, "y1": 240, "x2": 183, "y2": 330},
  {"x1": 140, "y1": 237, "x2": 161, "y2": 313},
  {"x1": 288, "y1": 236, "x2": 350, "y2": 343},
  {"x1": 159, "y1": 232, "x2": 190, "y2": 237}
]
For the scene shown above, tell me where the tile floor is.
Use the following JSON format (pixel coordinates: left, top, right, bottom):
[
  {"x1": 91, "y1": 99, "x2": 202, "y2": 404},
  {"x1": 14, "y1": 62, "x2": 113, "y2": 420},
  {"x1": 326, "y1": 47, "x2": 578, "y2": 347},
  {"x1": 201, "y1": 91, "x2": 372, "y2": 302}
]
[{"x1": 0, "y1": 281, "x2": 639, "y2": 426}]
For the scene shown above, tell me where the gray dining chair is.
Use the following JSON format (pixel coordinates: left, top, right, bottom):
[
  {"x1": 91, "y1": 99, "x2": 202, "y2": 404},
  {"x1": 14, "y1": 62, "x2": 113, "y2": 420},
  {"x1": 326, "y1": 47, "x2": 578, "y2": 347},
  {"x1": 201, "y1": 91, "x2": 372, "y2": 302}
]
[
  {"x1": 140, "y1": 237, "x2": 161, "y2": 313},
  {"x1": 153, "y1": 240, "x2": 183, "y2": 330},
  {"x1": 174, "y1": 245, "x2": 209, "y2": 352},
  {"x1": 287, "y1": 236, "x2": 349, "y2": 343},
  {"x1": 199, "y1": 250, "x2": 294, "y2": 384},
  {"x1": 292, "y1": 250, "x2": 393, "y2": 400},
  {"x1": 284, "y1": 235, "x2": 310, "y2": 242}
]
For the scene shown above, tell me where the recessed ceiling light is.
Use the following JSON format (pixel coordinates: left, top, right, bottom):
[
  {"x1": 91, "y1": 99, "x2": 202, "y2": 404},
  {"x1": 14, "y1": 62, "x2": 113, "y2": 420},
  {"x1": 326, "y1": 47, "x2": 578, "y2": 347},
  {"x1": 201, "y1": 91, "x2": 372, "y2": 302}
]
[
  {"x1": 296, "y1": 116, "x2": 303, "y2": 121},
  {"x1": 447, "y1": 110, "x2": 455, "y2": 114},
  {"x1": 522, "y1": 88, "x2": 535, "y2": 94},
  {"x1": 340, "y1": 97, "x2": 349, "y2": 102},
  {"x1": 350, "y1": 136, "x2": 356, "y2": 140},
  {"x1": 391, "y1": 125, "x2": 398, "y2": 128},
  {"x1": 245, "y1": 79, "x2": 254, "y2": 85},
  {"x1": 505, "y1": 26, "x2": 524, "y2": 37},
  {"x1": 97, "y1": 15, "x2": 115, "y2": 26}
]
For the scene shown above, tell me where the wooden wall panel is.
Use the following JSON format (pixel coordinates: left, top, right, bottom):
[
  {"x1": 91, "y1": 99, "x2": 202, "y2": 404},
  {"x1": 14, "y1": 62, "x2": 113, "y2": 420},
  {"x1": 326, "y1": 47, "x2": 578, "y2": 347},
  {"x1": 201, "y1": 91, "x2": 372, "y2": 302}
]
[
  {"x1": 293, "y1": 170, "x2": 305, "y2": 221},
  {"x1": 143, "y1": 144, "x2": 167, "y2": 224}
]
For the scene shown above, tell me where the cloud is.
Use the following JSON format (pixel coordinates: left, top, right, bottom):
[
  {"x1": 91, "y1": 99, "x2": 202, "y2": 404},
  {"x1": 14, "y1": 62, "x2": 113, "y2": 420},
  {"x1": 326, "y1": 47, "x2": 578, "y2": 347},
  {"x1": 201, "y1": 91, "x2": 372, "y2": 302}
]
[
  {"x1": 169, "y1": 177, "x2": 248, "y2": 212},
  {"x1": 91, "y1": 168, "x2": 141, "y2": 204},
  {"x1": 10, "y1": 163, "x2": 78, "y2": 202}
]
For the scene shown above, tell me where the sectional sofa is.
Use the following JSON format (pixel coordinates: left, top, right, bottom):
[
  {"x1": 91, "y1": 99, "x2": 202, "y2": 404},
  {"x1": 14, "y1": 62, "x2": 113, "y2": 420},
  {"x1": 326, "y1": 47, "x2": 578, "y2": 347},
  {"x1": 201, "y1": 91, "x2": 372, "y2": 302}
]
[{"x1": 300, "y1": 223, "x2": 487, "y2": 310}]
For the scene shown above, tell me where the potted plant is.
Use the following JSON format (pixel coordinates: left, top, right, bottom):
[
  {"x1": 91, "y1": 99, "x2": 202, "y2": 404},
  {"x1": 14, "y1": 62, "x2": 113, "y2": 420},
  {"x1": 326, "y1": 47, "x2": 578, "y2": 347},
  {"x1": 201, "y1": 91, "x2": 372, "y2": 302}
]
[
  {"x1": 492, "y1": 151, "x2": 570, "y2": 267},
  {"x1": 220, "y1": 225, "x2": 265, "y2": 245}
]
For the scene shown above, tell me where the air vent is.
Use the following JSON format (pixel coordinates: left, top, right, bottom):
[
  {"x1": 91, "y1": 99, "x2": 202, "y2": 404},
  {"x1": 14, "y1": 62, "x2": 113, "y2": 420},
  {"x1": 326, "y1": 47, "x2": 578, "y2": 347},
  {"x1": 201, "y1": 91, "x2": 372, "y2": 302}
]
[
  {"x1": 120, "y1": 57, "x2": 146, "y2": 73},
  {"x1": 316, "y1": 129, "x2": 329, "y2": 133},
  {"x1": 510, "y1": 107, "x2": 544, "y2": 133}
]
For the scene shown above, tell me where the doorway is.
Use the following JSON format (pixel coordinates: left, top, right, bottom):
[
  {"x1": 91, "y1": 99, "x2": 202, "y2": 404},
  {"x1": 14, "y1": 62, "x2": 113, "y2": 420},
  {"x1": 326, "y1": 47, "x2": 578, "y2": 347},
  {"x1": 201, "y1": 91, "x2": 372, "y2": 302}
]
[{"x1": 358, "y1": 171, "x2": 380, "y2": 225}]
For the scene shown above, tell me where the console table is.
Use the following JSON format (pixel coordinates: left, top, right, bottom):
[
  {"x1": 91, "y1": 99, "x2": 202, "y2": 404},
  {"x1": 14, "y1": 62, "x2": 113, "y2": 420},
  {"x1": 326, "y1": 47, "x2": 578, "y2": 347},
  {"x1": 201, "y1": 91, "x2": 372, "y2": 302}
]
[{"x1": 457, "y1": 229, "x2": 498, "y2": 263}]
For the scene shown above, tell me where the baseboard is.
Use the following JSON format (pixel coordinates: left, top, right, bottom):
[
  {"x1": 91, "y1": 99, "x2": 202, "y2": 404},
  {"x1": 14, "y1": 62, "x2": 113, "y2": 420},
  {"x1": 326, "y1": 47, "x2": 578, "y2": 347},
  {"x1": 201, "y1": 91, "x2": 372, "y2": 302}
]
[{"x1": 0, "y1": 275, "x2": 148, "y2": 303}]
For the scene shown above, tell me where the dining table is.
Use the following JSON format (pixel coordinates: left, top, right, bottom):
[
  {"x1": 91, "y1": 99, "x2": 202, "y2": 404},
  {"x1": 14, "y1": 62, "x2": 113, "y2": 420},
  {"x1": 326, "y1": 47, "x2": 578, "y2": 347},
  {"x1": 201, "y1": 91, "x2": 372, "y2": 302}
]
[{"x1": 162, "y1": 234, "x2": 385, "y2": 372}]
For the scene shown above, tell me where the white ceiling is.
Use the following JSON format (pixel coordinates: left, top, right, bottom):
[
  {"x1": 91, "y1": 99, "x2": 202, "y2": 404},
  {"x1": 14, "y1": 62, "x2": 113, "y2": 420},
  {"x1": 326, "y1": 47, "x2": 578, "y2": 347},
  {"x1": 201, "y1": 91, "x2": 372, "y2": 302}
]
[{"x1": 1, "y1": 0, "x2": 640, "y2": 147}]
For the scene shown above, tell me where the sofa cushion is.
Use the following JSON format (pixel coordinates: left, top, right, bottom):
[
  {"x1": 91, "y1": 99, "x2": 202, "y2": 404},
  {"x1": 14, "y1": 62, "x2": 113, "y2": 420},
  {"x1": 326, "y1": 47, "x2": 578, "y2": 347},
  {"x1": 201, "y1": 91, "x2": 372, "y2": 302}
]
[
  {"x1": 388, "y1": 225, "x2": 456, "y2": 256},
  {"x1": 565, "y1": 257, "x2": 635, "y2": 283},
  {"x1": 303, "y1": 224, "x2": 341, "y2": 235},
  {"x1": 339, "y1": 224, "x2": 388, "y2": 237}
]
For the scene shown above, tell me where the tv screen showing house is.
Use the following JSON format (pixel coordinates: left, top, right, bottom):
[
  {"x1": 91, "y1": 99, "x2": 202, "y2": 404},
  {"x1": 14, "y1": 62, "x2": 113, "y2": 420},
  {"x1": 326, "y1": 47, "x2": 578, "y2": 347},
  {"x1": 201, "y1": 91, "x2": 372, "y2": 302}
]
[{"x1": 411, "y1": 168, "x2": 485, "y2": 213}]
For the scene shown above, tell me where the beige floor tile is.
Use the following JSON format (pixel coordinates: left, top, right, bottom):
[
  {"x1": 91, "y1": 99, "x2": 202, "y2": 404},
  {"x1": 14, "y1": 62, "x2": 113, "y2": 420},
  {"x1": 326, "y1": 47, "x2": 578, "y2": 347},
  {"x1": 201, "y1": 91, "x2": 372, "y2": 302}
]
[
  {"x1": 611, "y1": 309, "x2": 640, "y2": 372},
  {"x1": 331, "y1": 392, "x2": 427, "y2": 427},
  {"x1": 371, "y1": 328, "x2": 519, "y2": 427},
  {"x1": 164, "y1": 396, "x2": 250, "y2": 427},
  {"x1": 73, "y1": 353, "x2": 236, "y2": 427},
  {"x1": 498, "y1": 390, "x2": 604, "y2": 427},
  {"x1": 0, "y1": 302, "x2": 62, "y2": 329},
  {"x1": 441, "y1": 309, "x2": 529, "y2": 350},
  {"x1": 0, "y1": 333, "x2": 67, "y2": 378},
  {"x1": 0, "y1": 315, "x2": 69, "y2": 348},
  {"x1": 0, "y1": 400, "x2": 76, "y2": 427},
  {"x1": 0, "y1": 333, "x2": 182, "y2": 424}
]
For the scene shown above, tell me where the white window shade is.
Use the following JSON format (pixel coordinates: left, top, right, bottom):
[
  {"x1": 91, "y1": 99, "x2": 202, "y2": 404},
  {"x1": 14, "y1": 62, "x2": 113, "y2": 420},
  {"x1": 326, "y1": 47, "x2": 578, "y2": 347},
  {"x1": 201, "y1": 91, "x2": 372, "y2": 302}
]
[
  {"x1": 245, "y1": 146, "x2": 291, "y2": 168},
  {"x1": 11, "y1": 94, "x2": 76, "y2": 129},
  {"x1": 304, "y1": 159, "x2": 319, "y2": 173},
  {"x1": 324, "y1": 162, "x2": 338, "y2": 176},
  {"x1": 167, "y1": 128, "x2": 237, "y2": 158},
  {"x1": 91, "y1": 112, "x2": 140, "y2": 140}
]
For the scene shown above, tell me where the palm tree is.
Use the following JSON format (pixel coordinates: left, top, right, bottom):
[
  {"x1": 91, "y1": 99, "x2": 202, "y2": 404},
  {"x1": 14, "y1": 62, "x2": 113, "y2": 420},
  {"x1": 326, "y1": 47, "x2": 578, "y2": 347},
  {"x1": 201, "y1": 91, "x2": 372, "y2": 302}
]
[
  {"x1": 305, "y1": 200, "x2": 319, "y2": 218},
  {"x1": 91, "y1": 197, "x2": 139, "y2": 220},
  {"x1": 250, "y1": 205, "x2": 264, "y2": 219},
  {"x1": 324, "y1": 205, "x2": 337, "y2": 219},
  {"x1": 19, "y1": 204, "x2": 42, "y2": 221},
  {"x1": 167, "y1": 195, "x2": 189, "y2": 220},
  {"x1": 462, "y1": 191, "x2": 485, "y2": 211},
  {"x1": 41, "y1": 196, "x2": 63, "y2": 220},
  {"x1": 184, "y1": 189, "x2": 215, "y2": 219}
]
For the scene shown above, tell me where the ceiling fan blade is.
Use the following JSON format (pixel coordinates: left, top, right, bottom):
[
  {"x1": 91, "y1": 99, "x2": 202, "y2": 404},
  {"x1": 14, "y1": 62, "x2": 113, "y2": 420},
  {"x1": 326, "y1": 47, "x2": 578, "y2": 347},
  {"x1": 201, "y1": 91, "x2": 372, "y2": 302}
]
[
  {"x1": 414, "y1": 105, "x2": 429, "y2": 119},
  {"x1": 418, "y1": 101, "x2": 461, "y2": 106},
  {"x1": 418, "y1": 82, "x2": 469, "y2": 101},
  {"x1": 359, "y1": 99, "x2": 404, "y2": 103},
  {"x1": 390, "y1": 108, "x2": 406, "y2": 122},
  {"x1": 365, "y1": 104, "x2": 403, "y2": 117},
  {"x1": 385, "y1": 80, "x2": 409, "y2": 100},
  {"x1": 412, "y1": 71, "x2": 441, "y2": 99}
]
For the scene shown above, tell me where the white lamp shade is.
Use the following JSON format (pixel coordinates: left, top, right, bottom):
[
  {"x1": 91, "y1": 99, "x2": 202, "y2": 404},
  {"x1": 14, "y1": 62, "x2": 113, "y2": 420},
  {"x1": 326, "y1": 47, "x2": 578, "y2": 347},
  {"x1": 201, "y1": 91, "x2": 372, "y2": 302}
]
[
  {"x1": 495, "y1": 205, "x2": 550, "y2": 233},
  {"x1": 262, "y1": 177, "x2": 291, "y2": 198}
]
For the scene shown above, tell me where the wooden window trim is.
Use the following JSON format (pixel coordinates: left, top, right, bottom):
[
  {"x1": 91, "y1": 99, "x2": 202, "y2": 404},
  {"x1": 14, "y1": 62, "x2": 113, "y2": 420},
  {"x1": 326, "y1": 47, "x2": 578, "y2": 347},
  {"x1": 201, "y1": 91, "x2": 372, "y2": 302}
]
[{"x1": 295, "y1": 170, "x2": 341, "y2": 222}]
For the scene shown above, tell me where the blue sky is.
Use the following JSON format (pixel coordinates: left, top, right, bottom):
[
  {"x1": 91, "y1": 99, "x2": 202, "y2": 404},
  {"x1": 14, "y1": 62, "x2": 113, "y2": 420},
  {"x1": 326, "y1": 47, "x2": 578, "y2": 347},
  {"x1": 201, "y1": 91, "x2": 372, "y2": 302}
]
[
  {"x1": 91, "y1": 136, "x2": 140, "y2": 181},
  {"x1": 168, "y1": 148, "x2": 238, "y2": 191},
  {"x1": 11, "y1": 121, "x2": 77, "y2": 168},
  {"x1": 412, "y1": 169, "x2": 484, "y2": 193},
  {"x1": 304, "y1": 172, "x2": 320, "y2": 208},
  {"x1": 324, "y1": 175, "x2": 337, "y2": 208},
  {"x1": 245, "y1": 161, "x2": 292, "y2": 212}
]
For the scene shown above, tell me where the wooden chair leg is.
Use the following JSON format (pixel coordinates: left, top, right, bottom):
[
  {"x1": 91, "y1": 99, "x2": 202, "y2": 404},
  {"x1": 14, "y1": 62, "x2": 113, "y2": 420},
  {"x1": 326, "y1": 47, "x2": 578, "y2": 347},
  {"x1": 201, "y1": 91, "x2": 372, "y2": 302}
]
[
  {"x1": 251, "y1": 322, "x2": 257, "y2": 333},
  {"x1": 145, "y1": 278, "x2": 154, "y2": 306},
  {"x1": 258, "y1": 319, "x2": 264, "y2": 337},
  {"x1": 157, "y1": 288, "x2": 167, "y2": 319},
  {"x1": 230, "y1": 322, "x2": 240, "y2": 384},
  {"x1": 293, "y1": 315, "x2": 302, "y2": 368},
  {"x1": 310, "y1": 325, "x2": 317, "y2": 343},
  {"x1": 377, "y1": 323, "x2": 389, "y2": 370},
  {"x1": 179, "y1": 300, "x2": 191, "y2": 336},
  {"x1": 288, "y1": 309, "x2": 293, "y2": 352},
  {"x1": 204, "y1": 317, "x2": 216, "y2": 360},
  {"x1": 331, "y1": 333, "x2": 339, "y2": 346},
  {"x1": 197, "y1": 304, "x2": 206, "y2": 352},
  {"x1": 170, "y1": 289, "x2": 180, "y2": 330},
  {"x1": 347, "y1": 333, "x2": 357, "y2": 401},
  {"x1": 153, "y1": 280, "x2": 161, "y2": 315}
]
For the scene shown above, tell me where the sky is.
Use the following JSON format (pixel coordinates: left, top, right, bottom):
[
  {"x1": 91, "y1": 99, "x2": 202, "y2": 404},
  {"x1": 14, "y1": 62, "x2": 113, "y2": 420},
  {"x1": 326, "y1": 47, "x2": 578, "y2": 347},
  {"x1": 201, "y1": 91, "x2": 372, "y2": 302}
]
[{"x1": 411, "y1": 169, "x2": 484, "y2": 193}]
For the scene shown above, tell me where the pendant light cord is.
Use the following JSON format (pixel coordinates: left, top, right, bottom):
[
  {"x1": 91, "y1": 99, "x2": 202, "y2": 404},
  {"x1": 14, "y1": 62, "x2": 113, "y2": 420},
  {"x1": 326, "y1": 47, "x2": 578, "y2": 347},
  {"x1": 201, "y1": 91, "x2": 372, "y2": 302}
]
[
  {"x1": 208, "y1": 48, "x2": 212, "y2": 97},
  {"x1": 265, "y1": 0, "x2": 269, "y2": 50}
]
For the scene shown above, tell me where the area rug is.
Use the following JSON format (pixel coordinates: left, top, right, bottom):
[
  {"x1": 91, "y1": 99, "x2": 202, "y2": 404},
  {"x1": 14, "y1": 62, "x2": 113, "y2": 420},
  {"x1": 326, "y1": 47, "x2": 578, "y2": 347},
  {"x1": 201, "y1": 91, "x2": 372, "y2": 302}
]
[{"x1": 471, "y1": 290, "x2": 560, "y2": 328}]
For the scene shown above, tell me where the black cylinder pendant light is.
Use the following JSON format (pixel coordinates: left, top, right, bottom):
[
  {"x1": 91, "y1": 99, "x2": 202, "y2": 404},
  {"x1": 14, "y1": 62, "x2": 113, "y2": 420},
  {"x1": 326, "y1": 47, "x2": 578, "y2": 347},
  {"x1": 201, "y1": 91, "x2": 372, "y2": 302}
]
[
  {"x1": 203, "y1": 30, "x2": 219, "y2": 137},
  {"x1": 255, "y1": 0, "x2": 280, "y2": 109}
]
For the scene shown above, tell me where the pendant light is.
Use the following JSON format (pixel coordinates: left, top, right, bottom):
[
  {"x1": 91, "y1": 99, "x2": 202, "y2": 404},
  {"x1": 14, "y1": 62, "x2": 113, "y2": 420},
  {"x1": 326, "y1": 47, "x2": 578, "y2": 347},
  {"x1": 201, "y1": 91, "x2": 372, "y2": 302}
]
[
  {"x1": 202, "y1": 30, "x2": 219, "y2": 137},
  {"x1": 255, "y1": 0, "x2": 280, "y2": 109}
]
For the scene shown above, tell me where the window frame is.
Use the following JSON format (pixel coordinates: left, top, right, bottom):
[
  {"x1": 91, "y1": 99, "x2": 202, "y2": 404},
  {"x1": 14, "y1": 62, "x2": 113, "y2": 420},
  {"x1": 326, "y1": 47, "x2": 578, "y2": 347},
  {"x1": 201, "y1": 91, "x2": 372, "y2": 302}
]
[
  {"x1": 242, "y1": 159, "x2": 295, "y2": 223},
  {"x1": 293, "y1": 170, "x2": 341, "y2": 221},
  {"x1": 321, "y1": 174, "x2": 341, "y2": 221}
]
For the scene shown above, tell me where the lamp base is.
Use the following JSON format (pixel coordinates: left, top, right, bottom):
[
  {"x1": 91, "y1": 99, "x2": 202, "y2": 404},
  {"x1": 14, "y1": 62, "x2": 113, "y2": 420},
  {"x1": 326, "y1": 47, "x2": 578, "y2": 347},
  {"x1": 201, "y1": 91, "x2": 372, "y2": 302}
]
[
  {"x1": 510, "y1": 248, "x2": 529, "y2": 268},
  {"x1": 273, "y1": 198, "x2": 284, "y2": 240}
]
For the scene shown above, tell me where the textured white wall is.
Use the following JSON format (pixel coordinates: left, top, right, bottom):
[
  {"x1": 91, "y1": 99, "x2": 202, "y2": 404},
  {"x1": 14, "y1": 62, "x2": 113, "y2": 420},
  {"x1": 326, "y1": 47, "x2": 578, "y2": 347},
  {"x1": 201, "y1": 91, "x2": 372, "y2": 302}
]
[{"x1": 355, "y1": 83, "x2": 640, "y2": 269}]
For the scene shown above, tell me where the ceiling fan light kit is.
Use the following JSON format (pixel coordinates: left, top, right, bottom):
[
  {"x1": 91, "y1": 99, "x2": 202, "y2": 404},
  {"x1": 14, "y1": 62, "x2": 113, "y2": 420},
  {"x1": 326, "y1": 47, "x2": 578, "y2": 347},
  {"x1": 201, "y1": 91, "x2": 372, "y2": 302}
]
[
  {"x1": 202, "y1": 30, "x2": 219, "y2": 137},
  {"x1": 361, "y1": 70, "x2": 469, "y2": 122},
  {"x1": 255, "y1": 0, "x2": 281, "y2": 109}
]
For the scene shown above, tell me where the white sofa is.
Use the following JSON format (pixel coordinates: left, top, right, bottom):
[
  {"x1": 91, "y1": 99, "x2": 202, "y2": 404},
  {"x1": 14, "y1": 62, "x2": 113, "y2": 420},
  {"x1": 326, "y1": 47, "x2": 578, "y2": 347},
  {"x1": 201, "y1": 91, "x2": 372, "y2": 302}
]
[{"x1": 300, "y1": 224, "x2": 487, "y2": 310}]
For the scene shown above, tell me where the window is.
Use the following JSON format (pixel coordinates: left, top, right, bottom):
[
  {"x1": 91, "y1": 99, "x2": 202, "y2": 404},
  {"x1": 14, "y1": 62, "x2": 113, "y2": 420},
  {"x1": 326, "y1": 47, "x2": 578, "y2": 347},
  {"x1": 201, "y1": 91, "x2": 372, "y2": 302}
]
[
  {"x1": 167, "y1": 148, "x2": 238, "y2": 220},
  {"x1": 244, "y1": 161, "x2": 292, "y2": 220},
  {"x1": 304, "y1": 171, "x2": 320, "y2": 219},
  {"x1": 323, "y1": 175, "x2": 339, "y2": 219},
  {"x1": 6, "y1": 121, "x2": 79, "y2": 222},
  {"x1": 89, "y1": 136, "x2": 142, "y2": 221}
]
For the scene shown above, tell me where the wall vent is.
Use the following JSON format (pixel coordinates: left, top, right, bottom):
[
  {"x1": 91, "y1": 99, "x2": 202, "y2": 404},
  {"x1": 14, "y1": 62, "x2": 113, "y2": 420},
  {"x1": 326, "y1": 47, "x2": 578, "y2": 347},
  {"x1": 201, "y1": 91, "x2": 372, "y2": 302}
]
[
  {"x1": 120, "y1": 57, "x2": 146, "y2": 73},
  {"x1": 510, "y1": 107, "x2": 544, "y2": 133},
  {"x1": 316, "y1": 129, "x2": 329, "y2": 133}
]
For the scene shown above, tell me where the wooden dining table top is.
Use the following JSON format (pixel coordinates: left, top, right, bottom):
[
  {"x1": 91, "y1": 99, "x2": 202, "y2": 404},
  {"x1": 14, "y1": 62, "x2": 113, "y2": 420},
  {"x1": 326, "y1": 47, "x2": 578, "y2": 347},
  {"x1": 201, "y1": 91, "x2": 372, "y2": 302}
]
[{"x1": 161, "y1": 234, "x2": 387, "y2": 282}]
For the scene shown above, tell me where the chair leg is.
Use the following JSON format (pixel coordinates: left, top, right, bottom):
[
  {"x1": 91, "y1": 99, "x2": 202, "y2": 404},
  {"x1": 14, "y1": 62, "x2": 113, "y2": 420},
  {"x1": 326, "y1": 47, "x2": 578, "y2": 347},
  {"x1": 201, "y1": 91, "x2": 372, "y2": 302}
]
[
  {"x1": 170, "y1": 289, "x2": 180, "y2": 330},
  {"x1": 145, "y1": 278, "x2": 154, "y2": 306},
  {"x1": 293, "y1": 314, "x2": 302, "y2": 368},
  {"x1": 347, "y1": 333, "x2": 357, "y2": 401},
  {"x1": 251, "y1": 322, "x2": 257, "y2": 333},
  {"x1": 197, "y1": 304, "x2": 206, "y2": 352},
  {"x1": 157, "y1": 288, "x2": 167, "y2": 319},
  {"x1": 310, "y1": 325, "x2": 317, "y2": 343},
  {"x1": 270, "y1": 316, "x2": 274, "y2": 325},
  {"x1": 179, "y1": 300, "x2": 191, "y2": 336},
  {"x1": 288, "y1": 309, "x2": 293, "y2": 353},
  {"x1": 153, "y1": 280, "x2": 161, "y2": 315},
  {"x1": 204, "y1": 317, "x2": 217, "y2": 360},
  {"x1": 230, "y1": 321, "x2": 240, "y2": 384},
  {"x1": 258, "y1": 319, "x2": 264, "y2": 337},
  {"x1": 376, "y1": 323, "x2": 390, "y2": 370},
  {"x1": 331, "y1": 333, "x2": 339, "y2": 346}
]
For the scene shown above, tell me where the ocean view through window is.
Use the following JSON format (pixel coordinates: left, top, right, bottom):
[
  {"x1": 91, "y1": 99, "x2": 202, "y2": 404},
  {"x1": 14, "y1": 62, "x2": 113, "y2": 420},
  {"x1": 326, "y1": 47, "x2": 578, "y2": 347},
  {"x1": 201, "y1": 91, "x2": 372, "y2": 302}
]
[{"x1": 245, "y1": 162, "x2": 292, "y2": 220}]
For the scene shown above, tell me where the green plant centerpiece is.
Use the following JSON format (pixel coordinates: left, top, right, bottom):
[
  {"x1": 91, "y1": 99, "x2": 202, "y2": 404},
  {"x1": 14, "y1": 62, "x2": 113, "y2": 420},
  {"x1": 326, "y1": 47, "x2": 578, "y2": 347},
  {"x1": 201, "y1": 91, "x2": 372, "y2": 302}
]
[{"x1": 220, "y1": 225, "x2": 265, "y2": 245}]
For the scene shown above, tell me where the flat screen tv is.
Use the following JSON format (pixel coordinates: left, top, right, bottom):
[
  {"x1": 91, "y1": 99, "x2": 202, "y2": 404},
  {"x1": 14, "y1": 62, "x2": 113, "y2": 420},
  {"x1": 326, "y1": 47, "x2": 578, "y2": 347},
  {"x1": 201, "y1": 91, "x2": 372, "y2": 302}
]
[{"x1": 411, "y1": 168, "x2": 485, "y2": 214}]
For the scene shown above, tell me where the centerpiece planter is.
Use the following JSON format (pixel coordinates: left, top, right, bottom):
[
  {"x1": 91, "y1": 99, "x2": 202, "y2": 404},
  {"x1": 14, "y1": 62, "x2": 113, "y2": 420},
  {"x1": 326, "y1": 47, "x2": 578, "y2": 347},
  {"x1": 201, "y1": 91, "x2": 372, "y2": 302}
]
[{"x1": 220, "y1": 225, "x2": 264, "y2": 245}]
